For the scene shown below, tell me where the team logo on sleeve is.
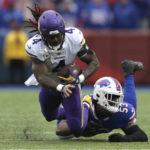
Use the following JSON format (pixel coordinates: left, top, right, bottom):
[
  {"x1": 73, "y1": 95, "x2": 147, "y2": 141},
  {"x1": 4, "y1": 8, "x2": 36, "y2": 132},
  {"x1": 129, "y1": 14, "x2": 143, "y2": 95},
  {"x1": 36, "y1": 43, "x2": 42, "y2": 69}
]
[
  {"x1": 80, "y1": 38, "x2": 85, "y2": 47},
  {"x1": 27, "y1": 45, "x2": 31, "y2": 49},
  {"x1": 96, "y1": 79, "x2": 110, "y2": 87}
]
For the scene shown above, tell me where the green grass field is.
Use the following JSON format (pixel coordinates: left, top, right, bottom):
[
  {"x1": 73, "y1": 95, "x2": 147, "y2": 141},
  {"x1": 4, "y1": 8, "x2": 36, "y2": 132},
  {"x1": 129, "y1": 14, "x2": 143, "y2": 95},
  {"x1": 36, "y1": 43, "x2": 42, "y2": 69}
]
[{"x1": 0, "y1": 88, "x2": 150, "y2": 150}]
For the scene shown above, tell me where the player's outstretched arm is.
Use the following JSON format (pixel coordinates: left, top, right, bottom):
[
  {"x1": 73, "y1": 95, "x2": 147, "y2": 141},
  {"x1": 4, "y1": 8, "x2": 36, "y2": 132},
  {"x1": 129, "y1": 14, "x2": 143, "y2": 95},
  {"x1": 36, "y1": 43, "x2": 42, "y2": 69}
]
[{"x1": 109, "y1": 124, "x2": 148, "y2": 142}]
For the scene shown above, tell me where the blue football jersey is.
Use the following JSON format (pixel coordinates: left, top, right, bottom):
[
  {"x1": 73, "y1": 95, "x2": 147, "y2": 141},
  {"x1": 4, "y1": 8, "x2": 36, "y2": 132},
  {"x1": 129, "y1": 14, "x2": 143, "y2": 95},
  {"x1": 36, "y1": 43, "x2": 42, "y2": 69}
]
[{"x1": 82, "y1": 95, "x2": 136, "y2": 136}]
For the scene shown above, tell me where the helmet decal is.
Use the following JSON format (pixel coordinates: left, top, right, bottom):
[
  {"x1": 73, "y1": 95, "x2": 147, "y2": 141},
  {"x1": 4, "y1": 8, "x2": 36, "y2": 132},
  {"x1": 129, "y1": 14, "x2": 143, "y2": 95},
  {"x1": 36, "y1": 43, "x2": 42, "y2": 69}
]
[
  {"x1": 112, "y1": 78, "x2": 121, "y2": 91},
  {"x1": 49, "y1": 30, "x2": 59, "y2": 35},
  {"x1": 96, "y1": 79, "x2": 110, "y2": 88}
]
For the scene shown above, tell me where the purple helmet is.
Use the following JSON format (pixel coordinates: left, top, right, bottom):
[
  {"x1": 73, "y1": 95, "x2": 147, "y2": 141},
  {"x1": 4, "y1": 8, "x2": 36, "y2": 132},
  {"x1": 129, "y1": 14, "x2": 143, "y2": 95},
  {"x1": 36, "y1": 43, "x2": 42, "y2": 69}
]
[{"x1": 38, "y1": 10, "x2": 65, "y2": 49}]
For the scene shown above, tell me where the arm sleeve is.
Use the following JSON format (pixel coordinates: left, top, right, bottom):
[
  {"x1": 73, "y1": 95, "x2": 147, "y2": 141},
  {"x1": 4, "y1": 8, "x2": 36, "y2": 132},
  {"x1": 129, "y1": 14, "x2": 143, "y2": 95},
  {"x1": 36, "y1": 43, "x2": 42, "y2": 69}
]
[
  {"x1": 109, "y1": 125, "x2": 148, "y2": 142},
  {"x1": 67, "y1": 27, "x2": 86, "y2": 54},
  {"x1": 25, "y1": 40, "x2": 37, "y2": 57},
  {"x1": 25, "y1": 37, "x2": 44, "y2": 61}
]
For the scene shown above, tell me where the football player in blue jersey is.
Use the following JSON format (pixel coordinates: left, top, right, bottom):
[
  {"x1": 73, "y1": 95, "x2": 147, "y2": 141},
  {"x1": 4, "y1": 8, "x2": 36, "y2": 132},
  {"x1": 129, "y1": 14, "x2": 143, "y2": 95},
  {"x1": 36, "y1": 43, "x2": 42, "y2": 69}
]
[
  {"x1": 24, "y1": 4, "x2": 99, "y2": 137},
  {"x1": 56, "y1": 59, "x2": 148, "y2": 142}
]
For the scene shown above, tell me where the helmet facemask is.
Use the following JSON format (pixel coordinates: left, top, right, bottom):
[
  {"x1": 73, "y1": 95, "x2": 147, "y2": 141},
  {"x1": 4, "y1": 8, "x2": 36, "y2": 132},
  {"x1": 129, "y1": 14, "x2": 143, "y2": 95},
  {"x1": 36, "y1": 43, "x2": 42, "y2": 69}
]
[{"x1": 41, "y1": 31, "x2": 65, "y2": 52}]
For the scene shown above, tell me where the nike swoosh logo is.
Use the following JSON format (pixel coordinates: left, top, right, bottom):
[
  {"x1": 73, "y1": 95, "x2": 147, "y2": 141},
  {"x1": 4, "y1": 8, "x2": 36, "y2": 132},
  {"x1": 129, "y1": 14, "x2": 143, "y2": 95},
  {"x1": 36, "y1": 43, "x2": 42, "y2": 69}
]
[{"x1": 27, "y1": 45, "x2": 31, "y2": 49}]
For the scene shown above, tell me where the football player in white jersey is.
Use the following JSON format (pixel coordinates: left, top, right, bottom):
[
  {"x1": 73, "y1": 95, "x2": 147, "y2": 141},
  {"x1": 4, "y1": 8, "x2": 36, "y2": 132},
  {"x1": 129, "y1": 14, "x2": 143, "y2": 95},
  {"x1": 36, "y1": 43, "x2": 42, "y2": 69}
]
[{"x1": 24, "y1": 4, "x2": 99, "y2": 136}]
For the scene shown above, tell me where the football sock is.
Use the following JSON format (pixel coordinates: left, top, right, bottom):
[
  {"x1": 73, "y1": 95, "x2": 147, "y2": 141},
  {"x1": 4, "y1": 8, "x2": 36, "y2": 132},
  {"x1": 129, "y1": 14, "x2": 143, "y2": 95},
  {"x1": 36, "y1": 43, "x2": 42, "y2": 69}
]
[{"x1": 123, "y1": 75, "x2": 137, "y2": 112}]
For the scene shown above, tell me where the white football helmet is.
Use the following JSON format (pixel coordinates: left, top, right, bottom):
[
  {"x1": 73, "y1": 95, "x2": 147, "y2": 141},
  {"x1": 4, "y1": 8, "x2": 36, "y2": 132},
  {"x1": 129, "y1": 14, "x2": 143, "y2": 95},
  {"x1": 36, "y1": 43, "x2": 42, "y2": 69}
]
[{"x1": 93, "y1": 77, "x2": 124, "y2": 113}]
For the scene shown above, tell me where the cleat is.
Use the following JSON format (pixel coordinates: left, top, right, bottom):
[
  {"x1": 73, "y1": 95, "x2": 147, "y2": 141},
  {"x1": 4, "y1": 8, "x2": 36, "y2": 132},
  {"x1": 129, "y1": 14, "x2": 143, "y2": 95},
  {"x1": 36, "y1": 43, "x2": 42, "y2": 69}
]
[{"x1": 121, "y1": 59, "x2": 144, "y2": 77}]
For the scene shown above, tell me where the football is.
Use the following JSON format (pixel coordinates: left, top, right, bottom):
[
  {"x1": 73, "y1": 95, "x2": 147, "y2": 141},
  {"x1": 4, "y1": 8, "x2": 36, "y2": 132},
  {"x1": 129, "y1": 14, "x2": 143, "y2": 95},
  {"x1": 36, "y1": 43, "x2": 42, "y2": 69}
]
[{"x1": 57, "y1": 64, "x2": 82, "y2": 83}]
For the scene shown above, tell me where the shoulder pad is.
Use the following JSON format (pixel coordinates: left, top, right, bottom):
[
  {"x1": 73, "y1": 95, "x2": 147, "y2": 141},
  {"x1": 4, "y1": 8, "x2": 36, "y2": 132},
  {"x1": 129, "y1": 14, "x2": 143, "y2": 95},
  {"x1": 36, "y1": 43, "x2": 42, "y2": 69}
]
[
  {"x1": 65, "y1": 27, "x2": 85, "y2": 47},
  {"x1": 25, "y1": 34, "x2": 42, "y2": 57}
]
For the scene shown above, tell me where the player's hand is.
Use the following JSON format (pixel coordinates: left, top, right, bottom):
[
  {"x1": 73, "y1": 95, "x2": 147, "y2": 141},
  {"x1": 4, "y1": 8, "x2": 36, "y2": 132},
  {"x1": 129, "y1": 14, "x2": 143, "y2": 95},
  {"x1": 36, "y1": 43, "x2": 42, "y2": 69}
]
[
  {"x1": 68, "y1": 68, "x2": 80, "y2": 84},
  {"x1": 83, "y1": 121, "x2": 102, "y2": 137},
  {"x1": 58, "y1": 68, "x2": 80, "y2": 84},
  {"x1": 109, "y1": 133, "x2": 127, "y2": 142},
  {"x1": 62, "y1": 84, "x2": 75, "y2": 98}
]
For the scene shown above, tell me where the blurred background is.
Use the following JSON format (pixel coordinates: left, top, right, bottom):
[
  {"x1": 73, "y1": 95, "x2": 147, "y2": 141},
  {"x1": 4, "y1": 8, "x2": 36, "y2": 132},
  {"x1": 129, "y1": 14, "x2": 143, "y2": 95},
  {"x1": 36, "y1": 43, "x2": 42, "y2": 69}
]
[{"x1": 0, "y1": 0, "x2": 150, "y2": 85}]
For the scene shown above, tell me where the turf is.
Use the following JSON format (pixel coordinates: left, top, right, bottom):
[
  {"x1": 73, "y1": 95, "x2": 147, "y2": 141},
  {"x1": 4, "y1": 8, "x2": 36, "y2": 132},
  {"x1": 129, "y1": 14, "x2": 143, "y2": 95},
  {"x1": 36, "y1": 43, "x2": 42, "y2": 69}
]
[{"x1": 0, "y1": 89, "x2": 150, "y2": 150}]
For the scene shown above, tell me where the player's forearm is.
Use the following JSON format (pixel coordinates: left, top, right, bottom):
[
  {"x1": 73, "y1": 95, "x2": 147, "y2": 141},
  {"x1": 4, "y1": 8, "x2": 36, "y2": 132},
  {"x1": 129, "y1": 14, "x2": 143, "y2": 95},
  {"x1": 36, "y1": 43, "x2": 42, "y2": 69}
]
[
  {"x1": 35, "y1": 74, "x2": 58, "y2": 90},
  {"x1": 31, "y1": 58, "x2": 60, "y2": 90},
  {"x1": 109, "y1": 125, "x2": 148, "y2": 142},
  {"x1": 123, "y1": 125, "x2": 148, "y2": 142},
  {"x1": 83, "y1": 58, "x2": 99, "y2": 79}
]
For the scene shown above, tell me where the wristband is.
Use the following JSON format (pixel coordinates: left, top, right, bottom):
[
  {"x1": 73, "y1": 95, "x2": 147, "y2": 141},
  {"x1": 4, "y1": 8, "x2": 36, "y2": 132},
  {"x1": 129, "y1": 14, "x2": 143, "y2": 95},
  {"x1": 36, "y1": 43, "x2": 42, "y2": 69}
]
[
  {"x1": 56, "y1": 84, "x2": 64, "y2": 92},
  {"x1": 79, "y1": 74, "x2": 85, "y2": 83}
]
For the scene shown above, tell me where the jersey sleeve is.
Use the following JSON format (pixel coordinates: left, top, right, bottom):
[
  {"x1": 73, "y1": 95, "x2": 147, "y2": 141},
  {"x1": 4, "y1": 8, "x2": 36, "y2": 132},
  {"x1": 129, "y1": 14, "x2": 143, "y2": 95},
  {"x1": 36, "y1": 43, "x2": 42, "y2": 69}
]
[
  {"x1": 120, "y1": 103, "x2": 136, "y2": 125},
  {"x1": 25, "y1": 35, "x2": 44, "y2": 61},
  {"x1": 113, "y1": 103, "x2": 136, "y2": 128},
  {"x1": 65, "y1": 27, "x2": 86, "y2": 54},
  {"x1": 103, "y1": 103, "x2": 136, "y2": 130},
  {"x1": 25, "y1": 39, "x2": 37, "y2": 57},
  {"x1": 73, "y1": 27, "x2": 85, "y2": 48}
]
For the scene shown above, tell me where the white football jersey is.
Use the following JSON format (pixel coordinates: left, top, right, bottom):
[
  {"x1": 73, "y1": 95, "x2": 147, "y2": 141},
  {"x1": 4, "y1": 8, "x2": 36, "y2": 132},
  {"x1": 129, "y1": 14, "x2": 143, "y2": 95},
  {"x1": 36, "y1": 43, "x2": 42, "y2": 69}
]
[{"x1": 25, "y1": 27, "x2": 85, "y2": 86}]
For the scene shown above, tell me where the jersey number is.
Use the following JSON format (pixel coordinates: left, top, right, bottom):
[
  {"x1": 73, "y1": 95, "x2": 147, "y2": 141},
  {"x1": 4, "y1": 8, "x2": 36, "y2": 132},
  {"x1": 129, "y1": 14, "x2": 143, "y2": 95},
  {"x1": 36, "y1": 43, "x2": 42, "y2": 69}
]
[
  {"x1": 32, "y1": 39, "x2": 42, "y2": 45},
  {"x1": 119, "y1": 103, "x2": 128, "y2": 113},
  {"x1": 65, "y1": 28, "x2": 75, "y2": 34}
]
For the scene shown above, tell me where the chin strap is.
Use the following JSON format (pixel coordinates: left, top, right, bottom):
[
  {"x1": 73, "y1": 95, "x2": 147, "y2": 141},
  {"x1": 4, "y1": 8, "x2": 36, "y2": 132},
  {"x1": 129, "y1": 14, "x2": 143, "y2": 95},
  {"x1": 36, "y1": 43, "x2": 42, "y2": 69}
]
[{"x1": 107, "y1": 106, "x2": 119, "y2": 113}]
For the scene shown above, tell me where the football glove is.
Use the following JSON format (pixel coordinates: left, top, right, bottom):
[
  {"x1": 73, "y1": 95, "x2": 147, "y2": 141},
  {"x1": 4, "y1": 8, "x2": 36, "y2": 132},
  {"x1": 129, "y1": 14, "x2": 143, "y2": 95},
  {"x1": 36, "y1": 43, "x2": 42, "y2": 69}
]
[
  {"x1": 58, "y1": 68, "x2": 85, "y2": 84},
  {"x1": 109, "y1": 125, "x2": 148, "y2": 142},
  {"x1": 62, "y1": 84, "x2": 75, "y2": 98},
  {"x1": 109, "y1": 133, "x2": 127, "y2": 142},
  {"x1": 56, "y1": 84, "x2": 75, "y2": 98}
]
